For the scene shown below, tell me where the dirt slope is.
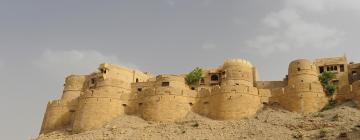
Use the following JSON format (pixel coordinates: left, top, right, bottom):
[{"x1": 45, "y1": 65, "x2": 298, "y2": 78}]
[{"x1": 34, "y1": 102, "x2": 360, "y2": 140}]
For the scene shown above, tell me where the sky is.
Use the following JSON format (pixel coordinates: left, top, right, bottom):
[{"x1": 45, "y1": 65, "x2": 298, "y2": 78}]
[{"x1": 1, "y1": 0, "x2": 360, "y2": 139}]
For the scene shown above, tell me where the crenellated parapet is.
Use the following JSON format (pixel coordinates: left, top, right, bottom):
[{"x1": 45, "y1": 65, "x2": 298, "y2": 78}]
[{"x1": 221, "y1": 59, "x2": 255, "y2": 87}]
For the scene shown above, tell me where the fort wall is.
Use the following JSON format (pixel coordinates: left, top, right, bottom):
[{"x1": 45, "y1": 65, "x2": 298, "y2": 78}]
[
  {"x1": 258, "y1": 89, "x2": 271, "y2": 103},
  {"x1": 281, "y1": 83, "x2": 327, "y2": 112},
  {"x1": 352, "y1": 81, "x2": 360, "y2": 107},
  {"x1": 71, "y1": 64, "x2": 153, "y2": 133},
  {"x1": 208, "y1": 86, "x2": 261, "y2": 120},
  {"x1": 40, "y1": 100, "x2": 77, "y2": 134},
  {"x1": 221, "y1": 59, "x2": 254, "y2": 86},
  {"x1": 283, "y1": 59, "x2": 328, "y2": 113},
  {"x1": 255, "y1": 81, "x2": 286, "y2": 89},
  {"x1": 39, "y1": 56, "x2": 360, "y2": 135},
  {"x1": 136, "y1": 75, "x2": 195, "y2": 121},
  {"x1": 72, "y1": 90, "x2": 127, "y2": 133},
  {"x1": 61, "y1": 75, "x2": 87, "y2": 101}
]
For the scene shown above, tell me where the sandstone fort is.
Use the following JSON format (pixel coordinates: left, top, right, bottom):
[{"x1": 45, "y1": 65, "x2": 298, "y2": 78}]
[{"x1": 39, "y1": 55, "x2": 360, "y2": 134}]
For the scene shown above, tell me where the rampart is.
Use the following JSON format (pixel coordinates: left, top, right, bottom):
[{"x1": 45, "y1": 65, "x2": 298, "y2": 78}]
[{"x1": 39, "y1": 56, "x2": 360, "y2": 134}]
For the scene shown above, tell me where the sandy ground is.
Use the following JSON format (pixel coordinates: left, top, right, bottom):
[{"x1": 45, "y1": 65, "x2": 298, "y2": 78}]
[{"x1": 34, "y1": 102, "x2": 360, "y2": 140}]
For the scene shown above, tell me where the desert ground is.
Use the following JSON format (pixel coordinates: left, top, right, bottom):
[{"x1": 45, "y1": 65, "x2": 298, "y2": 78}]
[{"x1": 35, "y1": 101, "x2": 360, "y2": 140}]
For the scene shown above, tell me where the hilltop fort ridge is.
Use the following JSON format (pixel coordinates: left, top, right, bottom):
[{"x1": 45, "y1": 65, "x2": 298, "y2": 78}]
[{"x1": 39, "y1": 55, "x2": 360, "y2": 135}]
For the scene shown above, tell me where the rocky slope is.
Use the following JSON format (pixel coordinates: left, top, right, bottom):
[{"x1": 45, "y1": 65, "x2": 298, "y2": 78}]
[{"x1": 34, "y1": 102, "x2": 360, "y2": 140}]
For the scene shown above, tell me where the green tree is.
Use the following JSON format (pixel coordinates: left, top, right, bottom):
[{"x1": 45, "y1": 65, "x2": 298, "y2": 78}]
[
  {"x1": 185, "y1": 67, "x2": 203, "y2": 85},
  {"x1": 324, "y1": 84, "x2": 336, "y2": 96},
  {"x1": 318, "y1": 71, "x2": 338, "y2": 111},
  {"x1": 319, "y1": 71, "x2": 336, "y2": 86},
  {"x1": 318, "y1": 71, "x2": 337, "y2": 97}
]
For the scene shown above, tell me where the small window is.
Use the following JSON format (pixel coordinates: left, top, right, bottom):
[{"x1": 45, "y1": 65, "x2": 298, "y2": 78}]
[
  {"x1": 334, "y1": 66, "x2": 338, "y2": 71},
  {"x1": 200, "y1": 78, "x2": 205, "y2": 84},
  {"x1": 91, "y1": 79, "x2": 96, "y2": 84},
  {"x1": 211, "y1": 75, "x2": 219, "y2": 81},
  {"x1": 301, "y1": 80, "x2": 304, "y2": 82},
  {"x1": 297, "y1": 68, "x2": 301, "y2": 71},
  {"x1": 100, "y1": 69, "x2": 107, "y2": 74},
  {"x1": 191, "y1": 87, "x2": 195, "y2": 90},
  {"x1": 138, "y1": 103, "x2": 143, "y2": 106},
  {"x1": 162, "y1": 82, "x2": 170, "y2": 87},
  {"x1": 137, "y1": 88, "x2": 142, "y2": 92},
  {"x1": 327, "y1": 67, "x2": 330, "y2": 71},
  {"x1": 319, "y1": 66, "x2": 324, "y2": 73},
  {"x1": 189, "y1": 103, "x2": 193, "y2": 106},
  {"x1": 136, "y1": 78, "x2": 139, "y2": 83},
  {"x1": 340, "y1": 65, "x2": 344, "y2": 72},
  {"x1": 122, "y1": 104, "x2": 127, "y2": 107}
]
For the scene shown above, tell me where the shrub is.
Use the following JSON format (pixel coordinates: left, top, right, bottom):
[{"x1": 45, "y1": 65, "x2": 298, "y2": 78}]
[
  {"x1": 319, "y1": 129, "x2": 327, "y2": 138},
  {"x1": 185, "y1": 67, "x2": 203, "y2": 85},
  {"x1": 319, "y1": 71, "x2": 336, "y2": 86},
  {"x1": 319, "y1": 71, "x2": 337, "y2": 97},
  {"x1": 321, "y1": 99, "x2": 337, "y2": 112},
  {"x1": 325, "y1": 84, "x2": 336, "y2": 96}
]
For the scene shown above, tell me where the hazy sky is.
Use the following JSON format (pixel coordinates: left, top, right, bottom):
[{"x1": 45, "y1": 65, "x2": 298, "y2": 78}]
[{"x1": 1, "y1": 0, "x2": 360, "y2": 139}]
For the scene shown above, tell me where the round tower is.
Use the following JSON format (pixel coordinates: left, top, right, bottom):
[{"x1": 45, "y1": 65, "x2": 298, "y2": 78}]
[
  {"x1": 221, "y1": 59, "x2": 254, "y2": 87},
  {"x1": 208, "y1": 59, "x2": 261, "y2": 120},
  {"x1": 283, "y1": 59, "x2": 327, "y2": 113},
  {"x1": 40, "y1": 100, "x2": 72, "y2": 134},
  {"x1": 72, "y1": 69, "x2": 131, "y2": 133},
  {"x1": 288, "y1": 59, "x2": 318, "y2": 84},
  {"x1": 40, "y1": 75, "x2": 85, "y2": 134},
  {"x1": 72, "y1": 89, "x2": 125, "y2": 133},
  {"x1": 61, "y1": 75, "x2": 86, "y2": 101},
  {"x1": 138, "y1": 75, "x2": 192, "y2": 122}
]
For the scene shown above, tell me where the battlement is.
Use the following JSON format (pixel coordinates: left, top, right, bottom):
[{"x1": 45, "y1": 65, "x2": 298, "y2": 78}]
[
  {"x1": 48, "y1": 99, "x2": 69, "y2": 105},
  {"x1": 222, "y1": 59, "x2": 253, "y2": 68},
  {"x1": 255, "y1": 81, "x2": 286, "y2": 89}
]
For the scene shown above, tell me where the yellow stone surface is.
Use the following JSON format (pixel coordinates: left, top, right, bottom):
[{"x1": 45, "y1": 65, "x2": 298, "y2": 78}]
[{"x1": 39, "y1": 56, "x2": 360, "y2": 134}]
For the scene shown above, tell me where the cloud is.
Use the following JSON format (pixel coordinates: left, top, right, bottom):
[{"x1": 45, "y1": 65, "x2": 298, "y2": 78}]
[
  {"x1": 286, "y1": 0, "x2": 360, "y2": 13},
  {"x1": 165, "y1": 0, "x2": 175, "y2": 6},
  {"x1": 201, "y1": 42, "x2": 217, "y2": 50},
  {"x1": 33, "y1": 50, "x2": 137, "y2": 77},
  {"x1": 245, "y1": 0, "x2": 349, "y2": 55},
  {"x1": 233, "y1": 18, "x2": 246, "y2": 25}
]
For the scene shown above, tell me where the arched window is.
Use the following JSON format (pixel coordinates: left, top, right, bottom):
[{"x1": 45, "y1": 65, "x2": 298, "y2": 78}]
[{"x1": 211, "y1": 75, "x2": 219, "y2": 81}]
